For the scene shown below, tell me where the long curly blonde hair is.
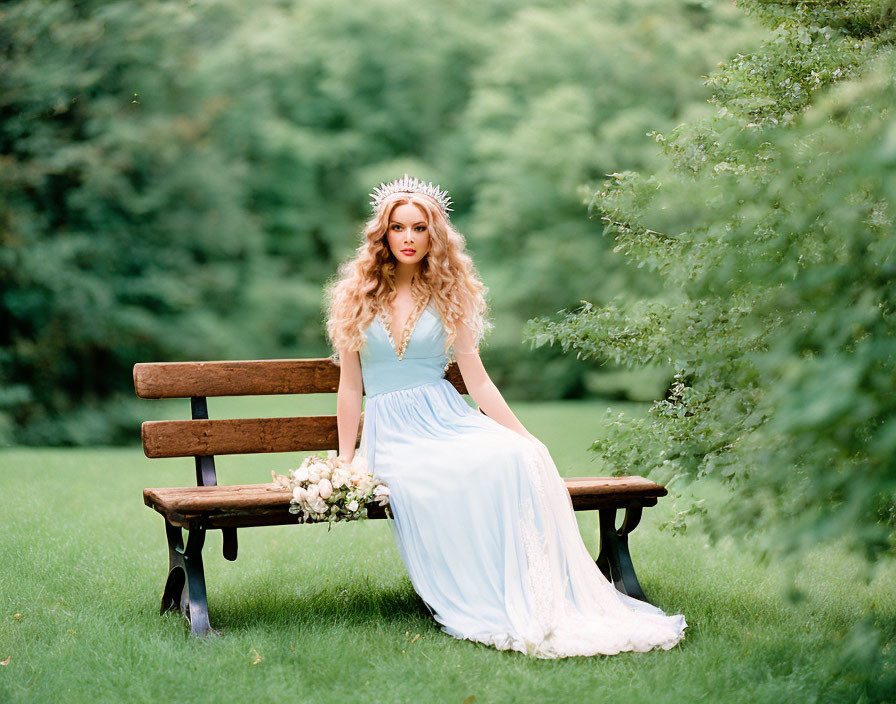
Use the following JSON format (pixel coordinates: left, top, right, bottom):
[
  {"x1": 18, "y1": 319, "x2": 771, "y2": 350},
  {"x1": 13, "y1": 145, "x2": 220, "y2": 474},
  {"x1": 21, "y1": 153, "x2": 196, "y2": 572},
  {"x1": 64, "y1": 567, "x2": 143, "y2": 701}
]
[{"x1": 324, "y1": 191, "x2": 492, "y2": 362}]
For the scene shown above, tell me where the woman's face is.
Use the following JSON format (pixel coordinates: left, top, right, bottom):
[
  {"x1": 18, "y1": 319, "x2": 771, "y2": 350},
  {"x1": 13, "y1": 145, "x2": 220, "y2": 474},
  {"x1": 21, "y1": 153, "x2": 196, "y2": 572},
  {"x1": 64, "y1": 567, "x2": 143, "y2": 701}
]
[{"x1": 386, "y1": 202, "x2": 430, "y2": 266}]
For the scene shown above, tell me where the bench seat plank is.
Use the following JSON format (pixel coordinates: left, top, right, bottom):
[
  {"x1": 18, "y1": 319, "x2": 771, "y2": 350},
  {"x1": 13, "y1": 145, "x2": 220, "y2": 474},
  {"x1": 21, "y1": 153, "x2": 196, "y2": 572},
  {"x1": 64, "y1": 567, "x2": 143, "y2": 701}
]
[{"x1": 144, "y1": 476, "x2": 667, "y2": 529}]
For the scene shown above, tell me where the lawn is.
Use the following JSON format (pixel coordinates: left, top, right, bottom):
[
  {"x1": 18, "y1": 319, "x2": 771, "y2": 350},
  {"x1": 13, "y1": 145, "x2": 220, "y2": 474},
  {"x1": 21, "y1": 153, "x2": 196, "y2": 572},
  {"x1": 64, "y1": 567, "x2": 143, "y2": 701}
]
[{"x1": 1, "y1": 395, "x2": 893, "y2": 703}]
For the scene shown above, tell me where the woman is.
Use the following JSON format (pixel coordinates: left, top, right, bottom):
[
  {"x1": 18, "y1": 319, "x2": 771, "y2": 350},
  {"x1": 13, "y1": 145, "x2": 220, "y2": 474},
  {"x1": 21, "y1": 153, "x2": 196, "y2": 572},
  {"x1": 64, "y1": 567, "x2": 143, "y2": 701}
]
[{"x1": 324, "y1": 174, "x2": 687, "y2": 658}]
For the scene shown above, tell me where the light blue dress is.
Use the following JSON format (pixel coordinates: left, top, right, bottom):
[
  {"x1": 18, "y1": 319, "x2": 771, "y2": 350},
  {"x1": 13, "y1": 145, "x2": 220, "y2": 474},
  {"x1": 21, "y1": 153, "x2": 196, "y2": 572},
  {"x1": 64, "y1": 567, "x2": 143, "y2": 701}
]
[{"x1": 357, "y1": 298, "x2": 688, "y2": 658}]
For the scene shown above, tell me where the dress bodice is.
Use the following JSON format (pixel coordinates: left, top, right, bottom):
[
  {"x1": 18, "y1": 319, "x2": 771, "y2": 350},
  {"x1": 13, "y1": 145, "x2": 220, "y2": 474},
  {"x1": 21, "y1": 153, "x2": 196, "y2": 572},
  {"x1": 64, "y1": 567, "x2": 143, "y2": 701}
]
[{"x1": 361, "y1": 300, "x2": 451, "y2": 397}]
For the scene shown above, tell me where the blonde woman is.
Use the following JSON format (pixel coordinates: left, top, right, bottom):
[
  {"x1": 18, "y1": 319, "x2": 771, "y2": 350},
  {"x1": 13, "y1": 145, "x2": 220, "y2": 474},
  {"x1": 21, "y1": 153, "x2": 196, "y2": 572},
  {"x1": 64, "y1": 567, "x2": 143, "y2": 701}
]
[{"x1": 324, "y1": 174, "x2": 687, "y2": 658}]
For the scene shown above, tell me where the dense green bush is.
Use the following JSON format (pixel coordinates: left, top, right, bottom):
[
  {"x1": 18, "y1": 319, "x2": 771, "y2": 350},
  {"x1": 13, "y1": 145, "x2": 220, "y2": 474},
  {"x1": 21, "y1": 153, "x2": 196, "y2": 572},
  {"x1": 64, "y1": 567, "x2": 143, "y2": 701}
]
[{"x1": 526, "y1": 1, "x2": 896, "y2": 566}]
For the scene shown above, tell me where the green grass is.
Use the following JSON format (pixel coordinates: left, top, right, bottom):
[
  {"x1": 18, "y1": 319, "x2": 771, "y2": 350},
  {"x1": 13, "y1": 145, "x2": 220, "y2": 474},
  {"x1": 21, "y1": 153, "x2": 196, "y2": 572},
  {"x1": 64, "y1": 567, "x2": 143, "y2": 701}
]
[{"x1": 1, "y1": 395, "x2": 893, "y2": 703}]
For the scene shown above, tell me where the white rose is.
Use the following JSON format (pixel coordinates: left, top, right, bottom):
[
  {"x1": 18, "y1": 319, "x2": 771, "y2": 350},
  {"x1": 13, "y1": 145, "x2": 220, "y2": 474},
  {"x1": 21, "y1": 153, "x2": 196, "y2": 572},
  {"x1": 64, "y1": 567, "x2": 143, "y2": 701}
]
[
  {"x1": 294, "y1": 465, "x2": 310, "y2": 482},
  {"x1": 306, "y1": 484, "x2": 319, "y2": 502},
  {"x1": 292, "y1": 486, "x2": 307, "y2": 502},
  {"x1": 308, "y1": 467, "x2": 322, "y2": 483},
  {"x1": 373, "y1": 484, "x2": 390, "y2": 506},
  {"x1": 320, "y1": 465, "x2": 332, "y2": 480},
  {"x1": 347, "y1": 499, "x2": 359, "y2": 512},
  {"x1": 356, "y1": 476, "x2": 373, "y2": 493},
  {"x1": 331, "y1": 470, "x2": 348, "y2": 489},
  {"x1": 318, "y1": 477, "x2": 333, "y2": 499},
  {"x1": 327, "y1": 450, "x2": 337, "y2": 461}
]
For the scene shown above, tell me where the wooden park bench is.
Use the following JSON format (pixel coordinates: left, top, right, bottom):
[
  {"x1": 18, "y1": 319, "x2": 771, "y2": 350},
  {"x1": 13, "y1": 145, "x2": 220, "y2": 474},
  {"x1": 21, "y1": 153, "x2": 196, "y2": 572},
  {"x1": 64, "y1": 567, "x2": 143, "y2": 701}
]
[{"x1": 134, "y1": 358, "x2": 669, "y2": 636}]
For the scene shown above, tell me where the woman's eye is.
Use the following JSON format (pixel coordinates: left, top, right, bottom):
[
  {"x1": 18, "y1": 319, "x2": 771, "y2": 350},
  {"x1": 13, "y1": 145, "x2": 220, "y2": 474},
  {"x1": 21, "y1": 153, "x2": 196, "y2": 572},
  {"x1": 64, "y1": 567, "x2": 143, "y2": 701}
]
[{"x1": 415, "y1": 226, "x2": 426, "y2": 231}]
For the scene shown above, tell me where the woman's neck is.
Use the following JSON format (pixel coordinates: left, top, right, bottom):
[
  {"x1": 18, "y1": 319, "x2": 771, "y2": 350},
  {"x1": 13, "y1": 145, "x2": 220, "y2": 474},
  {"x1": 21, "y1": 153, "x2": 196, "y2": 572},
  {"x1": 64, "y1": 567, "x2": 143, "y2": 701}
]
[{"x1": 393, "y1": 262, "x2": 420, "y2": 290}]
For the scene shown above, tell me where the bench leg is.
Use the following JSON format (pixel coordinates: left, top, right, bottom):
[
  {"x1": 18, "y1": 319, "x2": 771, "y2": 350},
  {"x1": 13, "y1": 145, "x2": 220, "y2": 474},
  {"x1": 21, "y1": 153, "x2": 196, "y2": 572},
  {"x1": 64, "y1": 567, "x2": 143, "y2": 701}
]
[
  {"x1": 595, "y1": 505, "x2": 650, "y2": 604},
  {"x1": 160, "y1": 519, "x2": 213, "y2": 636}
]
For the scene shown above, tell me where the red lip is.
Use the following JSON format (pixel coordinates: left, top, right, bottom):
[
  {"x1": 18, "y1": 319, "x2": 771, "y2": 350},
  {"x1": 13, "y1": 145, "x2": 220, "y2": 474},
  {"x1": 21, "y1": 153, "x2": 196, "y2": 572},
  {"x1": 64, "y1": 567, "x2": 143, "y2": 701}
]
[{"x1": 400, "y1": 249, "x2": 416, "y2": 254}]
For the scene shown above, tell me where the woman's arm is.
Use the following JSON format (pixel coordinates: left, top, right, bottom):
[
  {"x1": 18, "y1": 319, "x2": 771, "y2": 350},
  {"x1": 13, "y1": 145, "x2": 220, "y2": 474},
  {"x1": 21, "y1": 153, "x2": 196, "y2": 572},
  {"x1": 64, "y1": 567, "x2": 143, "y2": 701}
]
[
  {"x1": 335, "y1": 347, "x2": 363, "y2": 462},
  {"x1": 452, "y1": 318, "x2": 538, "y2": 443}
]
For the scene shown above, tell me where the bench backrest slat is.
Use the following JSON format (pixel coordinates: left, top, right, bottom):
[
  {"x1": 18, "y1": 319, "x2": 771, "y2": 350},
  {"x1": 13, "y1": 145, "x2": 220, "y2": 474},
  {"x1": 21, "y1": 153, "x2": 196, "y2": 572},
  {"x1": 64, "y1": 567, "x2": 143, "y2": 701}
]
[
  {"x1": 134, "y1": 359, "x2": 341, "y2": 398},
  {"x1": 135, "y1": 358, "x2": 468, "y2": 462},
  {"x1": 134, "y1": 359, "x2": 468, "y2": 398},
  {"x1": 142, "y1": 415, "x2": 363, "y2": 458}
]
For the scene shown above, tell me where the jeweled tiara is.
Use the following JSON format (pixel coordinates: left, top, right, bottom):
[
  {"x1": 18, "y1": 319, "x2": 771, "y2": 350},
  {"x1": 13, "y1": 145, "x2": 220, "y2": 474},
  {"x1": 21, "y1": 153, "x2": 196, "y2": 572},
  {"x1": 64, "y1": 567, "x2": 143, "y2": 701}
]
[{"x1": 369, "y1": 173, "x2": 453, "y2": 219}]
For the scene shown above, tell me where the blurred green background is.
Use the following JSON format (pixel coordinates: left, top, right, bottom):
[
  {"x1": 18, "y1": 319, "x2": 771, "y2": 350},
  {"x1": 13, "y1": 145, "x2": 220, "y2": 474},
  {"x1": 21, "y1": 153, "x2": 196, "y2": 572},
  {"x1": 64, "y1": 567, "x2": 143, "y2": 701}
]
[{"x1": 0, "y1": 0, "x2": 760, "y2": 446}]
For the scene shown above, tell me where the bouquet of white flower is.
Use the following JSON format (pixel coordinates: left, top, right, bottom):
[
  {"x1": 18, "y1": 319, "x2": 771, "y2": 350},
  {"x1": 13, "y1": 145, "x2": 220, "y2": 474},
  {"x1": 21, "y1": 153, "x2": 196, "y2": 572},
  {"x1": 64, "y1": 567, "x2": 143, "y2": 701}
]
[{"x1": 271, "y1": 450, "x2": 391, "y2": 528}]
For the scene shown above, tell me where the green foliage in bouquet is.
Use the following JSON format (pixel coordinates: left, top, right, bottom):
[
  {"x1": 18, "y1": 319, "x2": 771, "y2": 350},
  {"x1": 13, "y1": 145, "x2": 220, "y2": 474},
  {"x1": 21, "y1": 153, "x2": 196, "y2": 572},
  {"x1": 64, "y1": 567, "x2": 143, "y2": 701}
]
[{"x1": 525, "y1": 0, "x2": 896, "y2": 568}]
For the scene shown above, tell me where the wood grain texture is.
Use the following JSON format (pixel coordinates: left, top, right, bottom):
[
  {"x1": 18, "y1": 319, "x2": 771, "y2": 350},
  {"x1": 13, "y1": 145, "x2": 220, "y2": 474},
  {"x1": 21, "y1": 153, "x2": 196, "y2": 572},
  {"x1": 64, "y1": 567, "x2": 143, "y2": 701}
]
[
  {"x1": 133, "y1": 358, "x2": 467, "y2": 399},
  {"x1": 141, "y1": 415, "x2": 363, "y2": 458},
  {"x1": 144, "y1": 476, "x2": 666, "y2": 529}
]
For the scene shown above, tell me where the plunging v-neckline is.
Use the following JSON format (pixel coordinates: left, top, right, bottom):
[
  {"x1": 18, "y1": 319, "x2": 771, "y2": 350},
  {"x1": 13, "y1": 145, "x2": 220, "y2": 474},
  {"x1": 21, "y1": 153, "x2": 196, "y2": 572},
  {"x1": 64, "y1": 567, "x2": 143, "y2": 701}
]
[{"x1": 378, "y1": 296, "x2": 431, "y2": 359}]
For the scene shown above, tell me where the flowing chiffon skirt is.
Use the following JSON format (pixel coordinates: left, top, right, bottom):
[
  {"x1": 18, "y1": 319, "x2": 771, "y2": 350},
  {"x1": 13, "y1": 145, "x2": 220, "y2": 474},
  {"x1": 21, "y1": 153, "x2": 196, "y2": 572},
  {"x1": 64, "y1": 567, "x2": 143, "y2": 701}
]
[{"x1": 359, "y1": 376, "x2": 687, "y2": 658}]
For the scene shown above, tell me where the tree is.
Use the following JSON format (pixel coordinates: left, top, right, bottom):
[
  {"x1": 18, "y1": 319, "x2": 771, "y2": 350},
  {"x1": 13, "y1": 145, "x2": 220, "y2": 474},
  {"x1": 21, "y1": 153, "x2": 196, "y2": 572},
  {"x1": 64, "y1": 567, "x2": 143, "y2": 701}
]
[
  {"x1": 0, "y1": 0, "x2": 263, "y2": 444},
  {"x1": 457, "y1": 0, "x2": 763, "y2": 398},
  {"x1": 527, "y1": 5, "x2": 895, "y2": 690},
  {"x1": 526, "y1": 0, "x2": 895, "y2": 563}
]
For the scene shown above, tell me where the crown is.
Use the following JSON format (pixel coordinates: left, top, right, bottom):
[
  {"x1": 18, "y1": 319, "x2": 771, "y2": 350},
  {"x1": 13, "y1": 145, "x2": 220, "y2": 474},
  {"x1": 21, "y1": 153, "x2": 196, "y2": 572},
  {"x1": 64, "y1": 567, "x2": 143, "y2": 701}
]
[{"x1": 369, "y1": 173, "x2": 453, "y2": 218}]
